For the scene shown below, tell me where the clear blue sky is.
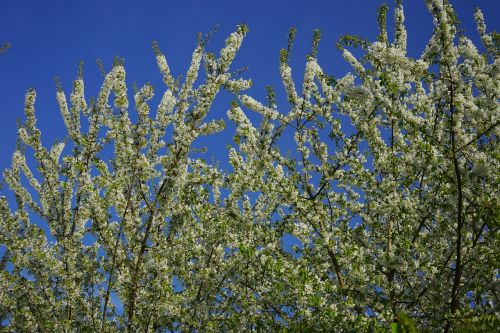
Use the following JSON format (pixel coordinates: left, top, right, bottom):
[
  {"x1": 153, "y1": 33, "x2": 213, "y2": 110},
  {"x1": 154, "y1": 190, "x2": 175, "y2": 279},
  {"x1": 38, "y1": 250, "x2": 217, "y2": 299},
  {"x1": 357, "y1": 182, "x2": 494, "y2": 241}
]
[{"x1": 0, "y1": 0, "x2": 498, "y2": 177}]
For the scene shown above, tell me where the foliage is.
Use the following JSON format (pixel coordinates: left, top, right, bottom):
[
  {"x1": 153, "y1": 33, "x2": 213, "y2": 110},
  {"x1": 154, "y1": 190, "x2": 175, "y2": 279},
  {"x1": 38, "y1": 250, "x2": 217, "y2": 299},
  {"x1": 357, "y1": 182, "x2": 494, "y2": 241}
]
[
  {"x1": 1, "y1": 1, "x2": 498, "y2": 332},
  {"x1": 0, "y1": 42, "x2": 10, "y2": 55}
]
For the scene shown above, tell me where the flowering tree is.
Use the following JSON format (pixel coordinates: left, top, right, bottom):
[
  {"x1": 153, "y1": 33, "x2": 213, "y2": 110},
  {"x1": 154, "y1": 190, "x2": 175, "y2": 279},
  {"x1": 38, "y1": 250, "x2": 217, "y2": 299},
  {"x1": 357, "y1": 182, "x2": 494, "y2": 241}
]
[
  {"x1": 0, "y1": 1, "x2": 498, "y2": 331},
  {"x1": 0, "y1": 41, "x2": 10, "y2": 55}
]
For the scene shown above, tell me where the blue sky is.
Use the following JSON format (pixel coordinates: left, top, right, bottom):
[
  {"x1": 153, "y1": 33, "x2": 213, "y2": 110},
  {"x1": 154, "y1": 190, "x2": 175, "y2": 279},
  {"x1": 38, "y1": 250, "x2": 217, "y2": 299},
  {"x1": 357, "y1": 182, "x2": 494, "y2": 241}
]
[{"x1": 0, "y1": 0, "x2": 498, "y2": 178}]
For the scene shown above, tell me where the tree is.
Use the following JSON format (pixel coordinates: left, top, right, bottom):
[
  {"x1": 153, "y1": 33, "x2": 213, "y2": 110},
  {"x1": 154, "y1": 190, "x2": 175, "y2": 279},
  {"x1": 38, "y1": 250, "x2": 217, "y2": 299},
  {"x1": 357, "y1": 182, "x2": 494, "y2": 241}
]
[
  {"x1": 0, "y1": 42, "x2": 10, "y2": 55},
  {"x1": 0, "y1": 1, "x2": 498, "y2": 331}
]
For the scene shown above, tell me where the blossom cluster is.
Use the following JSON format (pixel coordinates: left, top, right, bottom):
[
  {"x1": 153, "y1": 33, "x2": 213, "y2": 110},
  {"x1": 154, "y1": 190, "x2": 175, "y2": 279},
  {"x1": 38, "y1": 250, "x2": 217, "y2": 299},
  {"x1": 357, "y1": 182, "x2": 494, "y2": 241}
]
[{"x1": 0, "y1": 3, "x2": 498, "y2": 332}]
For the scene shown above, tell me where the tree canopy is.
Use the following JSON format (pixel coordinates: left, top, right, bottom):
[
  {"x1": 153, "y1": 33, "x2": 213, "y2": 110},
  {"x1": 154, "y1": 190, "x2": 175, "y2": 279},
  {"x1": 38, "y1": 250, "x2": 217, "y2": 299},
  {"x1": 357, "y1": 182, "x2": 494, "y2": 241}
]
[
  {"x1": 0, "y1": 42, "x2": 10, "y2": 55},
  {"x1": 0, "y1": 1, "x2": 498, "y2": 331}
]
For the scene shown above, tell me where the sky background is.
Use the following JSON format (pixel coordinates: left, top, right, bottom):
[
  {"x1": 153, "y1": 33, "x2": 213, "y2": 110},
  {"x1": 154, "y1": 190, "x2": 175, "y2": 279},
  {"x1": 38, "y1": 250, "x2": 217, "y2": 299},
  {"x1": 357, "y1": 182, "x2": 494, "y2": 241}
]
[{"x1": 0, "y1": 0, "x2": 498, "y2": 184}]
